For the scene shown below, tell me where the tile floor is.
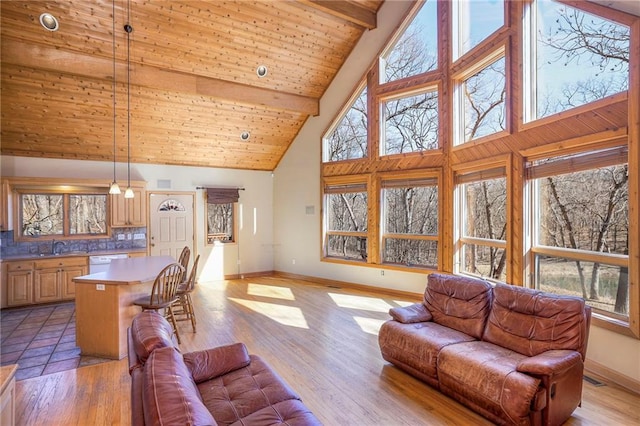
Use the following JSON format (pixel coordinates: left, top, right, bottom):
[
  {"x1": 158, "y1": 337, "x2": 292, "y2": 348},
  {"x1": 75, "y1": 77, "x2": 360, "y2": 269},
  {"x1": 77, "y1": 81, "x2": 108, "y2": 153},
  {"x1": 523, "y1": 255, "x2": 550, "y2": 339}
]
[{"x1": 0, "y1": 302, "x2": 110, "y2": 381}]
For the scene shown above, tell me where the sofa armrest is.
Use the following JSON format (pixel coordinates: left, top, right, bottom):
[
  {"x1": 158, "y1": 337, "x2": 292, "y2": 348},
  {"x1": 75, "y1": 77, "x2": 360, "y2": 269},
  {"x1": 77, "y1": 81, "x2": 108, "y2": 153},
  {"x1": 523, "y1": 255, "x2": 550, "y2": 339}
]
[
  {"x1": 183, "y1": 342, "x2": 251, "y2": 383},
  {"x1": 389, "y1": 303, "x2": 432, "y2": 323},
  {"x1": 517, "y1": 350, "x2": 582, "y2": 377}
]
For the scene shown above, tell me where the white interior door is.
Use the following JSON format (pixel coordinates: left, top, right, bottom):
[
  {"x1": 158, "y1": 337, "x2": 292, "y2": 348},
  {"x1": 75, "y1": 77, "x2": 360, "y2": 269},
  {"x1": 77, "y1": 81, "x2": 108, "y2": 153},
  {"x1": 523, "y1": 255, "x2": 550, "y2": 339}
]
[{"x1": 149, "y1": 193, "x2": 195, "y2": 260}]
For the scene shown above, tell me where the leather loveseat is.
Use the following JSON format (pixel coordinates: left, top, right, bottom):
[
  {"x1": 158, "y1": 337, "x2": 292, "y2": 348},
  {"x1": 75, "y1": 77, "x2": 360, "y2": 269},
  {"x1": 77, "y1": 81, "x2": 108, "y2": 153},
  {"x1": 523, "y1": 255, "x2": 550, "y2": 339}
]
[
  {"x1": 378, "y1": 273, "x2": 591, "y2": 426},
  {"x1": 127, "y1": 311, "x2": 321, "y2": 426}
]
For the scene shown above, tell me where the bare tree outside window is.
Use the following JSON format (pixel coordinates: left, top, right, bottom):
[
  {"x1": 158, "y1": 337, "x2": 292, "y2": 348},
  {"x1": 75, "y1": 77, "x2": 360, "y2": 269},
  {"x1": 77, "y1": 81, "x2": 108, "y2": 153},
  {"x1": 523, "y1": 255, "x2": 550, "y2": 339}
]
[
  {"x1": 461, "y1": 57, "x2": 506, "y2": 142},
  {"x1": 326, "y1": 190, "x2": 368, "y2": 260},
  {"x1": 533, "y1": 0, "x2": 629, "y2": 119},
  {"x1": 384, "y1": 90, "x2": 439, "y2": 154},
  {"x1": 20, "y1": 192, "x2": 108, "y2": 238},
  {"x1": 207, "y1": 202, "x2": 234, "y2": 243},
  {"x1": 383, "y1": 184, "x2": 438, "y2": 268},
  {"x1": 382, "y1": 0, "x2": 437, "y2": 83},
  {"x1": 325, "y1": 87, "x2": 368, "y2": 162},
  {"x1": 534, "y1": 163, "x2": 629, "y2": 314},
  {"x1": 21, "y1": 194, "x2": 63, "y2": 236},
  {"x1": 460, "y1": 177, "x2": 507, "y2": 281},
  {"x1": 70, "y1": 195, "x2": 107, "y2": 235}
]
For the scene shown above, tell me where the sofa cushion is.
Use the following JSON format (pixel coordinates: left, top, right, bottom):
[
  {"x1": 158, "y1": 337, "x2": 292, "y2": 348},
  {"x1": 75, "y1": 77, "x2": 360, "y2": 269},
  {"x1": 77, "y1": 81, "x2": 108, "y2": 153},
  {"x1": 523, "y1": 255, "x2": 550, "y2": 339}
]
[
  {"x1": 424, "y1": 273, "x2": 493, "y2": 339},
  {"x1": 143, "y1": 346, "x2": 217, "y2": 426},
  {"x1": 197, "y1": 355, "x2": 303, "y2": 426},
  {"x1": 131, "y1": 311, "x2": 174, "y2": 364},
  {"x1": 483, "y1": 283, "x2": 588, "y2": 357},
  {"x1": 378, "y1": 320, "x2": 476, "y2": 387},
  {"x1": 184, "y1": 343, "x2": 251, "y2": 384},
  {"x1": 389, "y1": 302, "x2": 432, "y2": 323},
  {"x1": 438, "y1": 341, "x2": 541, "y2": 425},
  {"x1": 229, "y1": 400, "x2": 321, "y2": 426}
]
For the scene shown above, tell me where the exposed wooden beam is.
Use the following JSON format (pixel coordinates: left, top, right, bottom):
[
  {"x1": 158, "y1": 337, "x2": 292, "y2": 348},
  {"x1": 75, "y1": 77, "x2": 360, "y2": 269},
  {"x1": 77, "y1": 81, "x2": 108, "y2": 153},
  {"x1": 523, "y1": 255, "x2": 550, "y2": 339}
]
[
  {"x1": 300, "y1": 0, "x2": 377, "y2": 29},
  {"x1": 1, "y1": 39, "x2": 319, "y2": 116}
]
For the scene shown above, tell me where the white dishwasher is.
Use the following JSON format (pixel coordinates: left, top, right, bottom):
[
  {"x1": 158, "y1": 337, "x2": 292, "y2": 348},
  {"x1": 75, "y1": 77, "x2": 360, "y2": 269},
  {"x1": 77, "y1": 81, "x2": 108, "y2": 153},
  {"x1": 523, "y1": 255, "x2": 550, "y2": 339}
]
[{"x1": 89, "y1": 254, "x2": 129, "y2": 274}]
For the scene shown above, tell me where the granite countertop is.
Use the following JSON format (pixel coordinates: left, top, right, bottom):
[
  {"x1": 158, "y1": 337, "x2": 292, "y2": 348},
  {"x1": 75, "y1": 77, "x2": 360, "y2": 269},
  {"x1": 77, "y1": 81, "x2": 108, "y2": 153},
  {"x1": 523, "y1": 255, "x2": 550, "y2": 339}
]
[{"x1": 0, "y1": 248, "x2": 147, "y2": 262}]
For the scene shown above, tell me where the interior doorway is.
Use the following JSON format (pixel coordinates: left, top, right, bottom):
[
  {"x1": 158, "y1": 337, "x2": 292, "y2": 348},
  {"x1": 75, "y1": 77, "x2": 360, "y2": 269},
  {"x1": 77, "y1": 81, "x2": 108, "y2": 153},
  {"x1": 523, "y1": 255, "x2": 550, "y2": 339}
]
[{"x1": 148, "y1": 192, "x2": 196, "y2": 260}]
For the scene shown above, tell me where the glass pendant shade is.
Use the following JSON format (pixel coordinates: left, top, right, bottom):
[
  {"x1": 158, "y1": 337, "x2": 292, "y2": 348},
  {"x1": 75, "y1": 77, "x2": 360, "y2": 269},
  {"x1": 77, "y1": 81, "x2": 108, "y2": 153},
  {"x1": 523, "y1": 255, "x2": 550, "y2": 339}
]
[
  {"x1": 124, "y1": 187, "x2": 134, "y2": 198},
  {"x1": 109, "y1": 181, "x2": 121, "y2": 194}
]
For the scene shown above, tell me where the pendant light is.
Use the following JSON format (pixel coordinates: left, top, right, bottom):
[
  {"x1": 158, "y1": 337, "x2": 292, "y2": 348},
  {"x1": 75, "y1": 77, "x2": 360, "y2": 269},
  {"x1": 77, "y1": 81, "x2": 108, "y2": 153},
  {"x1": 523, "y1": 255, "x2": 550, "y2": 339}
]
[
  {"x1": 108, "y1": 0, "x2": 121, "y2": 195},
  {"x1": 123, "y1": 0, "x2": 134, "y2": 199}
]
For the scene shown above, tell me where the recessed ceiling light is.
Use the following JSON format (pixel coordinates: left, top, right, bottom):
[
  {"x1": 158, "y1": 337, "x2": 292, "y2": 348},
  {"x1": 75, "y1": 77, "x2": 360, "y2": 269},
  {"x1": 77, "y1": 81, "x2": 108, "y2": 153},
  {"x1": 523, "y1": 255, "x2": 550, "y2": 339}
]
[
  {"x1": 39, "y1": 13, "x2": 59, "y2": 31},
  {"x1": 256, "y1": 65, "x2": 268, "y2": 78},
  {"x1": 241, "y1": 131, "x2": 250, "y2": 140}
]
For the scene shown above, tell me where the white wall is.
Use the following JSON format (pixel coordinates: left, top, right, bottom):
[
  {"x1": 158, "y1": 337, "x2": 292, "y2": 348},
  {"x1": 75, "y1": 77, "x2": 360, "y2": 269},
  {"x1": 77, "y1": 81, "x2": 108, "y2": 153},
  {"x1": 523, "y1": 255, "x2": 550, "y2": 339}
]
[
  {"x1": 272, "y1": 0, "x2": 640, "y2": 388},
  {"x1": 1, "y1": 155, "x2": 274, "y2": 280}
]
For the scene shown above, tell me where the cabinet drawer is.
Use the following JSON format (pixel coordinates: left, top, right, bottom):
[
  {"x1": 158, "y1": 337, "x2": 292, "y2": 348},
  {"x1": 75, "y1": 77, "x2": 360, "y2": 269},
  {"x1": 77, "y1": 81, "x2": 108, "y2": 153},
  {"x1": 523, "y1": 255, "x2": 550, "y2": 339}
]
[
  {"x1": 34, "y1": 257, "x2": 87, "y2": 269},
  {"x1": 6, "y1": 261, "x2": 34, "y2": 272}
]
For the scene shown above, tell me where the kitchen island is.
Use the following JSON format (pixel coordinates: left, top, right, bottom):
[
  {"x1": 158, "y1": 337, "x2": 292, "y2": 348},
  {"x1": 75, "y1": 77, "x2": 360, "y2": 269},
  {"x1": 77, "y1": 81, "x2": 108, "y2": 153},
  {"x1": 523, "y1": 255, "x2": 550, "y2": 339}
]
[{"x1": 72, "y1": 255, "x2": 175, "y2": 359}]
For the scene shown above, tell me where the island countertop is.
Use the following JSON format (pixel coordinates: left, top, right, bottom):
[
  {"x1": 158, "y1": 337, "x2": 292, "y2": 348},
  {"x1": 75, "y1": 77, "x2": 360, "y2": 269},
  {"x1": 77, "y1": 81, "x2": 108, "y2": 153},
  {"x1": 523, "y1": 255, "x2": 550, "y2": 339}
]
[
  {"x1": 73, "y1": 255, "x2": 175, "y2": 285},
  {"x1": 72, "y1": 255, "x2": 178, "y2": 359}
]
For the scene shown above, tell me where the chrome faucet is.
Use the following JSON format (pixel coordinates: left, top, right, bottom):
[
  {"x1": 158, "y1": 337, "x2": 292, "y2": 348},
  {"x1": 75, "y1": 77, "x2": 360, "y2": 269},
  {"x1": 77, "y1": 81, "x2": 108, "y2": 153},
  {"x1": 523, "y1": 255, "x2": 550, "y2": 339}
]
[{"x1": 53, "y1": 240, "x2": 66, "y2": 255}]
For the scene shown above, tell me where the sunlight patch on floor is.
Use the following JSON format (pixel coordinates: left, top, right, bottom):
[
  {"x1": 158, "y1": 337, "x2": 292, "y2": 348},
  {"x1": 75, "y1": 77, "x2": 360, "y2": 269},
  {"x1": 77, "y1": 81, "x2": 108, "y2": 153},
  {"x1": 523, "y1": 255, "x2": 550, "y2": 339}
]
[
  {"x1": 229, "y1": 298, "x2": 309, "y2": 328},
  {"x1": 353, "y1": 316, "x2": 387, "y2": 335},
  {"x1": 328, "y1": 293, "x2": 395, "y2": 313},
  {"x1": 247, "y1": 283, "x2": 295, "y2": 300}
]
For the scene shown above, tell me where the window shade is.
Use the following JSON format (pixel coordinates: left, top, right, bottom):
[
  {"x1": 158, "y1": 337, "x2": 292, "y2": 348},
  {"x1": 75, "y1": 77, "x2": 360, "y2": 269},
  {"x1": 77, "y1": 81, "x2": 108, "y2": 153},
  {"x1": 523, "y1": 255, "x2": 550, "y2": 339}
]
[
  {"x1": 206, "y1": 187, "x2": 240, "y2": 204},
  {"x1": 526, "y1": 146, "x2": 628, "y2": 180},
  {"x1": 381, "y1": 177, "x2": 438, "y2": 189},
  {"x1": 455, "y1": 167, "x2": 506, "y2": 184},
  {"x1": 324, "y1": 183, "x2": 367, "y2": 194}
]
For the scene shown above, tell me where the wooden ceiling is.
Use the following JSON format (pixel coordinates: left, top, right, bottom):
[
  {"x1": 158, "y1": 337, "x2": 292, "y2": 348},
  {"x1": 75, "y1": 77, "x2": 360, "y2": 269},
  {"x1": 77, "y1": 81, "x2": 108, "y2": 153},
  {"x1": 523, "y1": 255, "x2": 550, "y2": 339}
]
[{"x1": 1, "y1": 1, "x2": 383, "y2": 171}]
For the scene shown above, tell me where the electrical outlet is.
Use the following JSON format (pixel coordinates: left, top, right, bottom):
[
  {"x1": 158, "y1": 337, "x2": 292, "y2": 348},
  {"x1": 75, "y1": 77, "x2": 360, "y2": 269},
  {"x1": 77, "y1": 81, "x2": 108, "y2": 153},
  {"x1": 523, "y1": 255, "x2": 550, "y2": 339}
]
[
  {"x1": 96, "y1": 284, "x2": 105, "y2": 291},
  {"x1": 117, "y1": 234, "x2": 125, "y2": 241},
  {"x1": 381, "y1": 270, "x2": 385, "y2": 276},
  {"x1": 127, "y1": 233, "x2": 132, "y2": 240}
]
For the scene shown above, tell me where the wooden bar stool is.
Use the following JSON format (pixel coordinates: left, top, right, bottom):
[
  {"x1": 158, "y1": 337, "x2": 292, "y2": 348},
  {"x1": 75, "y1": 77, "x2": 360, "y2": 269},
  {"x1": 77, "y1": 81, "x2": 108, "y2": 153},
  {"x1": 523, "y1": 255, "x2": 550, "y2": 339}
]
[
  {"x1": 173, "y1": 255, "x2": 200, "y2": 333},
  {"x1": 132, "y1": 262, "x2": 185, "y2": 344}
]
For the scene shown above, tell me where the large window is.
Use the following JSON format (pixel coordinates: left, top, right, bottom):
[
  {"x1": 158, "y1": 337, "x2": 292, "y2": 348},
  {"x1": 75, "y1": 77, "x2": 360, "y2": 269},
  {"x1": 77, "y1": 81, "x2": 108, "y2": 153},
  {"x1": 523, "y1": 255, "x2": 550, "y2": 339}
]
[
  {"x1": 455, "y1": 168, "x2": 507, "y2": 281},
  {"x1": 453, "y1": 0, "x2": 504, "y2": 59},
  {"x1": 527, "y1": 146, "x2": 629, "y2": 317},
  {"x1": 18, "y1": 190, "x2": 108, "y2": 239},
  {"x1": 380, "y1": 0, "x2": 438, "y2": 83},
  {"x1": 455, "y1": 52, "x2": 506, "y2": 145},
  {"x1": 205, "y1": 188, "x2": 239, "y2": 244},
  {"x1": 323, "y1": 84, "x2": 367, "y2": 163},
  {"x1": 381, "y1": 174, "x2": 438, "y2": 268},
  {"x1": 323, "y1": 180, "x2": 368, "y2": 261},
  {"x1": 525, "y1": 0, "x2": 629, "y2": 121},
  {"x1": 382, "y1": 88, "x2": 439, "y2": 154}
]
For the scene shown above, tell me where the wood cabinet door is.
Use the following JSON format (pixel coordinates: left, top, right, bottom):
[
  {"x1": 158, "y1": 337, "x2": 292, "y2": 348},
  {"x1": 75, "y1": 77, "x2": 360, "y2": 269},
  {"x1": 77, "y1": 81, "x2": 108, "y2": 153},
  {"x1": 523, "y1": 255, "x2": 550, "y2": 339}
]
[
  {"x1": 61, "y1": 265, "x2": 87, "y2": 300},
  {"x1": 34, "y1": 268, "x2": 61, "y2": 303},
  {"x1": 7, "y1": 270, "x2": 33, "y2": 307},
  {"x1": 128, "y1": 188, "x2": 146, "y2": 226},
  {"x1": 110, "y1": 192, "x2": 128, "y2": 227}
]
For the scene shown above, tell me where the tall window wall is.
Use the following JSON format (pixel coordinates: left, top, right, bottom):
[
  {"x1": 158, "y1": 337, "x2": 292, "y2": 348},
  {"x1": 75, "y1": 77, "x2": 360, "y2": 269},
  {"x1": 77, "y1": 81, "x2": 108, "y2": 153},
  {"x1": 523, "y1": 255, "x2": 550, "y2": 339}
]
[{"x1": 320, "y1": 0, "x2": 638, "y2": 337}]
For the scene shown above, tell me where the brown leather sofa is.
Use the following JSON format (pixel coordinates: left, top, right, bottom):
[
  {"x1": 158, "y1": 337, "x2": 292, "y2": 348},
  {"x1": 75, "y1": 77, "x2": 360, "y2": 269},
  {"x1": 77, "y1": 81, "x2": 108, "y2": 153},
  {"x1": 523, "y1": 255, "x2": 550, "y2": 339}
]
[
  {"x1": 379, "y1": 273, "x2": 591, "y2": 426},
  {"x1": 127, "y1": 311, "x2": 321, "y2": 426}
]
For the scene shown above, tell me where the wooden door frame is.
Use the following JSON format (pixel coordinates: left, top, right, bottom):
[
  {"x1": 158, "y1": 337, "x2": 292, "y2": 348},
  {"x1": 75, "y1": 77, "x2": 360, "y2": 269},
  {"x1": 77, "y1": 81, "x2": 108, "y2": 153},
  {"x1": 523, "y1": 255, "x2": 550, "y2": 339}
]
[{"x1": 147, "y1": 191, "x2": 197, "y2": 259}]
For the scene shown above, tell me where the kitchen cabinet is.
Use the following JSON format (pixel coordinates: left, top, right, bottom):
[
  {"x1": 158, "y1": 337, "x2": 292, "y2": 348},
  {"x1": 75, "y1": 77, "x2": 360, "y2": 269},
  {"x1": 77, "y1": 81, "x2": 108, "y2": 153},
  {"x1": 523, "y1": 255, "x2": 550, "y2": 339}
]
[
  {"x1": 110, "y1": 185, "x2": 146, "y2": 227},
  {"x1": 6, "y1": 262, "x2": 33, "y2": 307},
  {"x1": 0, "y1": 365, "x2": 17, "y2": 426},
  {"x1": 2, "y1": 257, "x2": 87, "y2": 308}
]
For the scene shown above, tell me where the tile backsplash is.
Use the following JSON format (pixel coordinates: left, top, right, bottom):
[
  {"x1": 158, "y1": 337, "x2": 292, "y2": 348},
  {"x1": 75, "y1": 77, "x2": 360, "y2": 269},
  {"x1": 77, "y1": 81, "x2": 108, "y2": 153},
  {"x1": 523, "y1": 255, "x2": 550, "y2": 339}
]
[{"x1": 0, "y1": 228, "x2": 147, "y2": 257}]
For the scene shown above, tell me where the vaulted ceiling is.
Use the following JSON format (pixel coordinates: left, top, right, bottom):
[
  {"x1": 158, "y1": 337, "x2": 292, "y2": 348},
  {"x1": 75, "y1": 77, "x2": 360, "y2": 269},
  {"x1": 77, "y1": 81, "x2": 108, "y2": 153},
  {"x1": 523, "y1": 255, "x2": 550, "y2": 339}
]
[{"x1": 1, "y1": 1, "x2": 383, "y2": 171}]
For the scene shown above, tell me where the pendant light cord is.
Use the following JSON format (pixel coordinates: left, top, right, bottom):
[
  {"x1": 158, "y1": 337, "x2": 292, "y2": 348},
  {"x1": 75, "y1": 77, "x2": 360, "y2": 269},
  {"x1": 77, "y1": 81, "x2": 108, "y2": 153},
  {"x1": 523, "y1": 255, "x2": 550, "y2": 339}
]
[
  {"x1": 125, "y1": 0, "x2": 132, "y2": 188},
  {"x1": 112, "y1": 0, "x2": 117, "y2": 182}
]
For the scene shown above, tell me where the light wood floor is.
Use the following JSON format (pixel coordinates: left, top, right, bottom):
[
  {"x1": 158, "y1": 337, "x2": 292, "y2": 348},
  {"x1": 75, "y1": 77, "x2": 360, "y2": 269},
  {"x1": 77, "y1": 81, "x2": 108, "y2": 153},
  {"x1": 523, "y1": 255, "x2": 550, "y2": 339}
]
[{"x1": 14, "y1": 275, "x2": 640, "y2": 425}]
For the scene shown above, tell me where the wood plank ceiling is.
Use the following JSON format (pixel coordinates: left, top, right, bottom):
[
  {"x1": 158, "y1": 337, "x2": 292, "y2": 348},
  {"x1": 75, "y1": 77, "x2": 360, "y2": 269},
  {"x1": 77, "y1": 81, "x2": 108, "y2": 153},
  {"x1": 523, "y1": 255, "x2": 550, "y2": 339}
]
[{"x1": 1, "y1": 1, "x2": 383, "y2": 171}]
